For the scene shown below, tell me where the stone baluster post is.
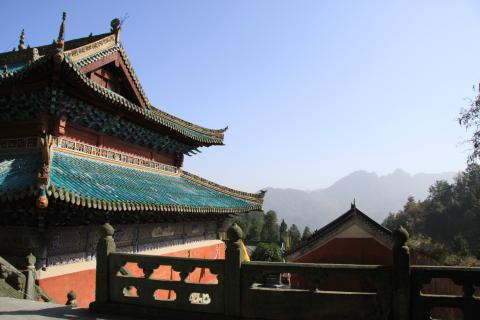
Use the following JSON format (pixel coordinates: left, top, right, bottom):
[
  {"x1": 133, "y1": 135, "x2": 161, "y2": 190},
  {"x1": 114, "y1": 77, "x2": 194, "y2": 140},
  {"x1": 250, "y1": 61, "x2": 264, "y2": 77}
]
[
  {"x1": 66, "y1": 290, "x2": 77, "y2": 307},
  {"x1": 23, "y1": 253, "x2": 37, "y2": 300},
  {"x1": 392, "y1": 227, "x2": 411, "y2": 320},
  {"x1": 224, "y1": 223, "x2": 243, "y2": 317},
  {"x1": 94, "y1": 223, "x2": 116, "y2": 304}
]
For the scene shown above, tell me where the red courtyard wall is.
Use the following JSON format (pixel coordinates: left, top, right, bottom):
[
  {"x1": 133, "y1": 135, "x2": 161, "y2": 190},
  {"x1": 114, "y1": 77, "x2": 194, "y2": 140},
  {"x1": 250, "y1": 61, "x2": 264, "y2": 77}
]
[{"x1": 37, "y1": 242, "x2": 225, "y2": 308}]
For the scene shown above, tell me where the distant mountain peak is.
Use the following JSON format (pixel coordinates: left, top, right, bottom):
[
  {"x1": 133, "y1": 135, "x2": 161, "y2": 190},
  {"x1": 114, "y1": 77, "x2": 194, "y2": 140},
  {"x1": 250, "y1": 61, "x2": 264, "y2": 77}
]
[
  {"x1": 263, "y1": 169, "x2": 456, "y2": 230},
  {"x1": 391, "y1": 168, "x2": 409, "y2": 176}
]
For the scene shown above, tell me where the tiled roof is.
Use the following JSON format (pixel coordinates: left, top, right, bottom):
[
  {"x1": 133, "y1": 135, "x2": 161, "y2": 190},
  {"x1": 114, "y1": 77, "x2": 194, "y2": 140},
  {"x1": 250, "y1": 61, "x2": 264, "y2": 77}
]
[
  {"x1": 64, "y1": 56, "x2": 225, "y2": 144},
  {"x1": 0, "y1": 33, "x2": 226, "y2": 146},
  {"x1": 47, "y1": 150, "x2": 261, "y2": 213},
  {"x1": 0, "y1": 33, "x2": 111, "y2": 65},
  {"x1": 0, "y1": 152, "x2": 40, "y2": 199},
  {"x1": 287, "y1": 205, "x2": 393, "y2": 258},
  {"x1": 0, "y1": 148, "x2": 262, "y2": 213}
]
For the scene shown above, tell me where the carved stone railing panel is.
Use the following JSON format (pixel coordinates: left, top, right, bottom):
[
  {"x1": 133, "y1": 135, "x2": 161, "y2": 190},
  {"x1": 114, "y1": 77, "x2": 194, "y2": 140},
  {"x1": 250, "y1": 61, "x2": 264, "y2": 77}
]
[
  {"x1": 411, "y1": 266, "x2": 480, "y2": 320},
  {"x1": 108, "y1": 252, "x2": 225, "y2": 313},
  {"x1": 241, "y1": 261, "x2": 393, "y2": 320},
  {"x1": 243, "y1": 261, "x2": 390, "y2": 292}
]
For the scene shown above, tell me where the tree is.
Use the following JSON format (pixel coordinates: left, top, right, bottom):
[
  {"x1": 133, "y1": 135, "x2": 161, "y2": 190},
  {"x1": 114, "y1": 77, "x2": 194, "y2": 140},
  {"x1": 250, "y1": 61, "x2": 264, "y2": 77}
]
[
  {"x1": 302, "y1": 226, "x2": 312, "y2": 241},
  {"x1": 459, "y1": 87, "x2": 480, "y2": 162},
  {"x1": 260, "y1": 210, "x2": 280, "y2": 242},
  {"x1": 288, "y1": 224, "x2": 301, "y2": 247},
  {"x1": 233, "y1": 218, "x2": 249, "y2": 237},
  {"x1": 382, "y1": 196, "x2": 424, "y2": 235},
  {"x1": 251, "y1": 242, "x2": 283, "y2": 262},
  {"x1": 381, "y1": 164, "x2": 480, "y2": 265},
  {"x1": 246, "y1": 217, "x2": 262, "y2": 241},
  {"x1": 453, "y1": 234, "x2": 470, "y2": 257},
  {"x1": 279, "y1": 219, "x2": 288, "y2": 242}
]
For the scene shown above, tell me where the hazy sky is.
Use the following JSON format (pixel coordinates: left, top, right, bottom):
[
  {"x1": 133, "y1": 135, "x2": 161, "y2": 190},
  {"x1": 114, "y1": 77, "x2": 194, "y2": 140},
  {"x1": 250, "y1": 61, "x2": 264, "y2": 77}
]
[{"x1": 1, "y1": 1, "x2": 478, "y2": 192}]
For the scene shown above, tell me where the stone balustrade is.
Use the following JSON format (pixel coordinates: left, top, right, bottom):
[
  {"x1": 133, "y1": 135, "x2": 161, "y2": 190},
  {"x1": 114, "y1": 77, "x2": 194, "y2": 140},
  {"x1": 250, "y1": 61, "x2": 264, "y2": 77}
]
[
  {"x1": 411, "y1": 265, "x2": 480, "y2": 319},
  {"x1": 90, "y1": 223, "x2": 479, "y2": 320},
  {"x1": 241, "y1": 261, "x2": 392, "y2": 319},
  {"x1": 108, "y1": 252, "x2": 225, "y2": 313},
  {"x1": 0, "y1": 254, "x2": 35, "y2": 300}
]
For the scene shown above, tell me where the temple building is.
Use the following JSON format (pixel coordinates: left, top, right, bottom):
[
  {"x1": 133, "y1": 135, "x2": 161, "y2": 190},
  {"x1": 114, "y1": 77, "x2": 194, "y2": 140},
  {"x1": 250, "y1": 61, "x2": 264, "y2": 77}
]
[
  {"x1": 0, "y1": 14, "x2": 264, "y2": 306},
  {"x1": 287, "y1": 204, "x2": 393, "y2": 291},
  {"x1": 287, "y1": 204, "x2": 393, "y2": 266}
]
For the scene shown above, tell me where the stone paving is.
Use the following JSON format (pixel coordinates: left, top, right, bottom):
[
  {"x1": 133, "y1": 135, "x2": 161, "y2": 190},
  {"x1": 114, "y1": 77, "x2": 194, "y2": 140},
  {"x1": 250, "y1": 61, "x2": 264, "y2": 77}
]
[{"x1": 0, "y1": 297, "x2": 136, "y2": 320}]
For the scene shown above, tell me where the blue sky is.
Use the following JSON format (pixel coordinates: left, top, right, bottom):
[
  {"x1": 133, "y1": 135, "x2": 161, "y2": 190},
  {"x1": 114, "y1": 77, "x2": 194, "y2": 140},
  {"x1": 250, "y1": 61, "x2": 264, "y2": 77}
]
[{"x1": 1, "y1": 1, "x2": 479, "y2": 192}]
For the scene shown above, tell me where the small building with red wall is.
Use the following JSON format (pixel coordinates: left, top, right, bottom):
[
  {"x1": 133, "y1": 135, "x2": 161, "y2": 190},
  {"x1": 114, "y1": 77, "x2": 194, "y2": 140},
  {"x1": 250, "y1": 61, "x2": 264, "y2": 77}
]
[{"x1": 287, "y1": 204, "x2": 393, "y2": 291}]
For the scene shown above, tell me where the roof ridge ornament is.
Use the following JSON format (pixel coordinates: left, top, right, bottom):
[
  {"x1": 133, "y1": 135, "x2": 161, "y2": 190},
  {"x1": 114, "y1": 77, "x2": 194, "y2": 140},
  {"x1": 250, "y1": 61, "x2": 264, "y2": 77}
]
[
  {"x1": 351, "y1": 198, "x2": 356, "y2": 211},
  {"x1": 56, "y1": 12, "x2": 67, "y2": 50},
  {"x1": 18, "y1": 29, "x2": 26, "y2": 50},
  {"x1": 54, "y1": 12, "x2": 67, "y2": 65},
  {"x1": 110, "y1": 18, "x2": 121, "y2": 44}
]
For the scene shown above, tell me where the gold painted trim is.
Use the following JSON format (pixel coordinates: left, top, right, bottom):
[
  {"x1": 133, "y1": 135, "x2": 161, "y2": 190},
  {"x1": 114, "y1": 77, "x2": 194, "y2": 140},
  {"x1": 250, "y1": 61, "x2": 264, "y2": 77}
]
[
  {"x1": 52, "y1": 147, "x2": 180, "y2": 177},
  {"x1": 66, "y1": 35, "x2": 116, "y2": 62}
]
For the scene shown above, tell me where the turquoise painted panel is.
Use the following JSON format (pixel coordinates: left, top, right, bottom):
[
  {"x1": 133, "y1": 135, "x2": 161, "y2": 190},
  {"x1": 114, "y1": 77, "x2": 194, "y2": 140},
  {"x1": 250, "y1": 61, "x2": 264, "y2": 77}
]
[
  {"x1": 50, "y1": 151, "x2": 254, "y2": 208},
  {"x1": 0, "y1": 153, "x2": 40, "y2": 193}
]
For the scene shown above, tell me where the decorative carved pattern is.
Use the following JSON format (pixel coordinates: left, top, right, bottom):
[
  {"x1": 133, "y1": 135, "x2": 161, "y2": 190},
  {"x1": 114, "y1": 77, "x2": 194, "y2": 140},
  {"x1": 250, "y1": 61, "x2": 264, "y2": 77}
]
[
  {"x1": 0, "y1": 137, "x2": 38, "y2": 151},
  {"x1": 0, "y1": 90, "x2": 196, "y2": 155},
  {"x1": 0, "y1": 91, "x2": 50, "y2": 122},
  {"x1": 53, "y1": 90, "x2": 195, "y2": 155},
  {"x1": 66, "y1": 34, "x2": 116, "y2": 63},
  {"x1": 54, "y1": 137, "x2": 178, "y2": 174},
  {"x1": 138, "y1": 261, "x2": 160, "y2": 279}
]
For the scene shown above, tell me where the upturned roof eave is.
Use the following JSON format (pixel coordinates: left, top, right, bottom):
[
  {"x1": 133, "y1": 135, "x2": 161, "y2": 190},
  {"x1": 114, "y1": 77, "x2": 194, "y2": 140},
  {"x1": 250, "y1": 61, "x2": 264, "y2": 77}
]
[{"x1": 0, "y1": 35, "x2": 227, "y2": 146}]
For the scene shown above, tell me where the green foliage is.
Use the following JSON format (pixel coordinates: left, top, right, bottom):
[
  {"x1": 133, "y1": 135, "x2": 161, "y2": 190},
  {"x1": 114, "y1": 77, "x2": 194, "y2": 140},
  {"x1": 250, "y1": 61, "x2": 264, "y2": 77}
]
[
  {"x1": 453, "y1": 234, "x2": 470, "y2": 257},
  {"x1": 261, "y1": 210, "x2": 280, "y2": 242},
  {"x1": 302, "y1": 226, "x2": 312, "y2": 241},
  {"x1": 382, "y1": 196, "x2": 424, "y2": 234},
  {"x1": 383, "y1": 164, "x2": 480, "y2": 266},
  {"x1": 459, "y1": 89, "x2": 480, "y2": 162},
  {"x1": 279, "y1": 219, "x2": 288, "y2": 242},
  {"x1": 246, "y1": 217, "x2": 263, "y2": 241},
  {"x1": 228, "y1": 211, "x2": 265, "y2": 241},
  {"x1": 251, "y1": 242, "x2": 283, "y2": 262},
  {"x1": 408, "y1": 234, "x2": 480, "y2": 267},
  {"x1": 288, "y1": 224, "x2": 301, "y2": 247}
]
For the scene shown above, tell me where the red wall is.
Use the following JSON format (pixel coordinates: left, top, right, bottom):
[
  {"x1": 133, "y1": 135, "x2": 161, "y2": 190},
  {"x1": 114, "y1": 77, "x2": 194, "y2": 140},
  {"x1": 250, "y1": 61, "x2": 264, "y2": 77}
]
[
  {"x1": 293, "y1": 238, "x2": 392, "y2": 265},
  {"x1": 38, "y1": 242, "x2": 225, "y2": 308},
  {"x1": 290, "y1": 238, "x2": 392, "y2": 292}
]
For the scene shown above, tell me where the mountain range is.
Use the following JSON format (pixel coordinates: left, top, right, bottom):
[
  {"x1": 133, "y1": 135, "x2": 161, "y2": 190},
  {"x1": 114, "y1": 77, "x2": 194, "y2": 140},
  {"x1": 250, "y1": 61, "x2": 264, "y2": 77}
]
[{"x1": 262, "y1": 169, "x2": 457, "y2": 231}]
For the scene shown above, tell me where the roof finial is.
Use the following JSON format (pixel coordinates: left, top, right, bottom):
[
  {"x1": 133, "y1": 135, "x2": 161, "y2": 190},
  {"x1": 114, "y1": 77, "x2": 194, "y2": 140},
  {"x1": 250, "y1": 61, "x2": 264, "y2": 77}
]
[
  {"x1": 351, "y1": 198, "x2": 356, "y2": 210},
  {"x1": 56, "y1": 12, "x2": 67, "y2": 49},
  {"x1": 110, "y1": 18, "x2": 121, "y2": 44},
  {"x1": 18, "y1": 29, "x2": 26, "y2": 50}
]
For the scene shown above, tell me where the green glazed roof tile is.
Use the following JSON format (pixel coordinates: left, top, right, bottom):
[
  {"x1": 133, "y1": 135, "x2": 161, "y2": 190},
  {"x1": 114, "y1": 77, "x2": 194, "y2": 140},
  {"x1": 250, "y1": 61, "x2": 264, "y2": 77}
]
[
  {"x1": 49, "y1": 151, "x2": 259, "y2": 212},
  {"x1": 0, "y1": 153, "x2": 40, "y2": 195}
]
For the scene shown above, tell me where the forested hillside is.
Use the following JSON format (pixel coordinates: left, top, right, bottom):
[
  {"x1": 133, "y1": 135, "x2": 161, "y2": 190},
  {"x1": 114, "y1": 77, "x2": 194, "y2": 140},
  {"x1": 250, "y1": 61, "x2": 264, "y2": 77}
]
[{"x1": 383, "y1": 164, "x2": 480, "y2": 265}]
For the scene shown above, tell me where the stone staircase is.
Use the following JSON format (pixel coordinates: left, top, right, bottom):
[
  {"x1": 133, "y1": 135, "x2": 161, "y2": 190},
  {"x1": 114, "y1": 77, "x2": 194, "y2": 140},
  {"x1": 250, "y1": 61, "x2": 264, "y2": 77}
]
[{"x1": 0, "y1": 255, "x2": 56, "y2": 303}]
